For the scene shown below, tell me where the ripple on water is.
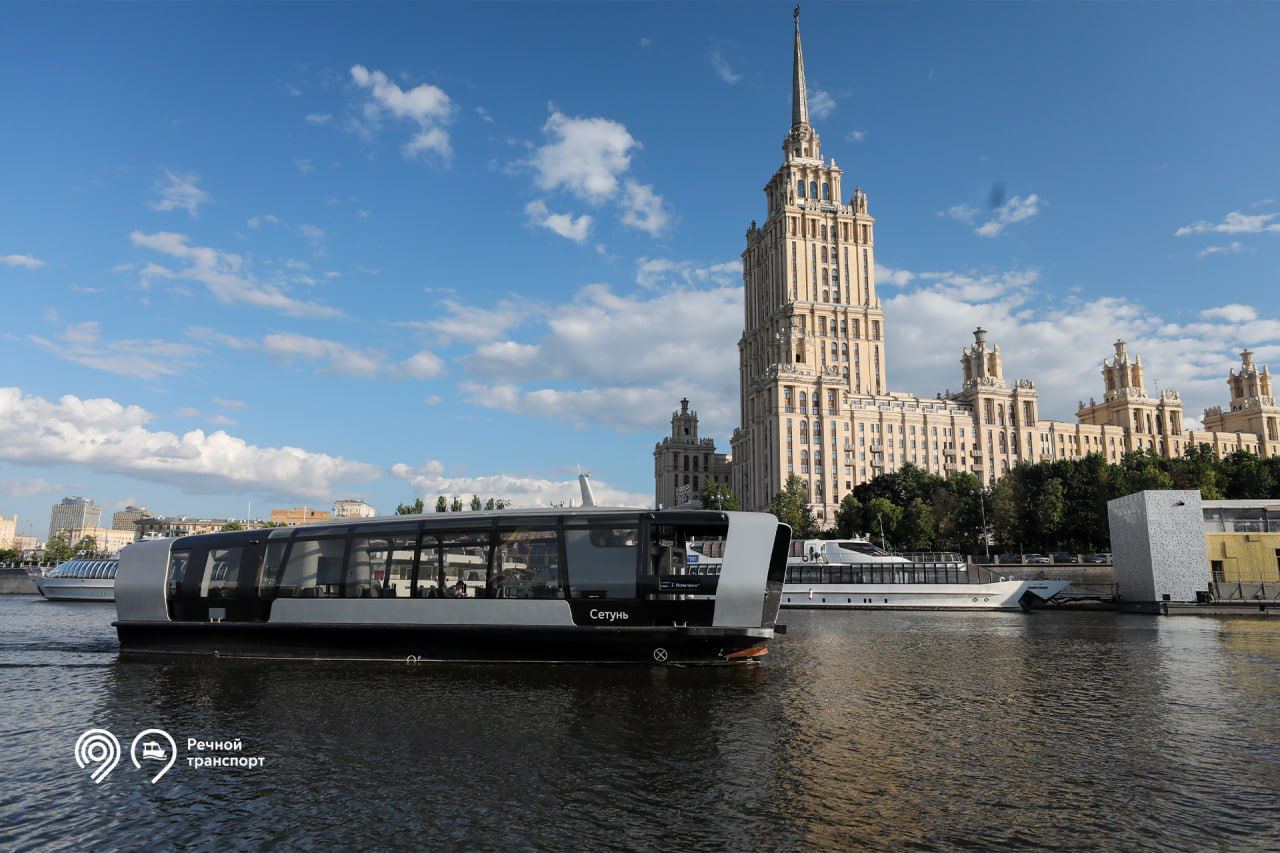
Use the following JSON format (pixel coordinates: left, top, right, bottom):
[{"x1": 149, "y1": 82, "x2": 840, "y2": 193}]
[{"x1": 1, "y1": 601, "x2": 1279, "y2": 849}]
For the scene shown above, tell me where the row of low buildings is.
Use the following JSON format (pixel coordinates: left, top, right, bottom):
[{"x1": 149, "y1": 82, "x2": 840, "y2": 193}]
[
  {"x1": 655, "y1": 11, "x2": 1279, "y2": 517},
  {"x1": 0, "y1": 497, "x2": 379, "y2": 560}
]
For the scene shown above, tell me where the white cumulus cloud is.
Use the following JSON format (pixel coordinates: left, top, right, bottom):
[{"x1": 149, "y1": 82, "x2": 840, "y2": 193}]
[
  {"x1": 1176, "y1": 210, "x2": 1280, "y2": 237},
  {"x1": 975, "y1": 194, "x2": 1042, "y2": 237},
  {"x1": 130, "y1": 231, "x2": 342, "y2": 318},
  {"x1": 349, "y1": 64, "x2": 455, "y2": 160},
  {"x1": 389, "y1": 460, "x2": 651, "y2": 508},
  {"x1": 150, "y1": 169, "x2": 210, "y2": 217},
  {"x1": 524, "y1": 200, "x2": 592, "y2": 242},
  {"x1": 1, "y1": 253, "x2": 46, "y2": 269},
  {"x1": 0, "y1": 387, "x2": 380, "y2": 500}
]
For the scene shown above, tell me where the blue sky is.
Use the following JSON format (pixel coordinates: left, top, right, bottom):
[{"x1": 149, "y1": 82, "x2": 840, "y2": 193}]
[{"x1": 2, "y1": 2, "x2": 1279, "y2": 538}]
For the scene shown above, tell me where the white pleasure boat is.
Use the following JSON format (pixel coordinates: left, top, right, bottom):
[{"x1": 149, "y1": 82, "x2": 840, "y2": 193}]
[{"x1": 689, "y1": 538, "x2": 1068, "y2": 612}]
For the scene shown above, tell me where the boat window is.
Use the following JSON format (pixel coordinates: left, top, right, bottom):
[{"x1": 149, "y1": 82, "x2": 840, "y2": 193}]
[
  {"x1": 565, "y1": 526, "x2": 639, "y2": 599},
  {"x1": 439, "y1": 531, "x2": 492, "y2": 598},
  {"x1": 275, "y1": 537, "x2": 346, "y2": 598},
  {"x1": 649, "y1": 522, "x2": 728, "y2": 584},
  {"x1": 347, "y1": 532, "x2": 417, "y2": 598},
  {"x1": 201, "y1": 548, "x2": 245, "y2": 599},
  {"x1": 258, "y1": 541, "x2": 289, "y2": 597},
  {"x1": 493, "y1": 527, "x2": 562, "y2": 599},
  {"x1": 166, "y1": 551, "x2": 191, "y2": 619}
]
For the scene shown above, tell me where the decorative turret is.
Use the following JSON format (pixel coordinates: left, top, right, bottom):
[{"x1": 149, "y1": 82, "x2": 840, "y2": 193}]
[
  {"x1": 1102, "y1": 339, "x2": 1147, "y2": 399},
  {"x1": 1228, "y1": 348, "x2": 1273, "y2": 402},
  {"x1": 960, "y1": 327, "x2": 1006, "y2": 387}
]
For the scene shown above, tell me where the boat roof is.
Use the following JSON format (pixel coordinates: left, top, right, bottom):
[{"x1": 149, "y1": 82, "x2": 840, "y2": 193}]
[{"x1": 155, "y1": 506, "x2": 736, "y2": 551}]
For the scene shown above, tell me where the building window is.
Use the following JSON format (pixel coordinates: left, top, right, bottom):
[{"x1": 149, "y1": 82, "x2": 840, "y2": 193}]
[
  {"x1": 797, "y1": 180, "x2": 805, "y2": 198},
  {"x1": 822, "y1": 182, "x2": 831, "y2": 200}
]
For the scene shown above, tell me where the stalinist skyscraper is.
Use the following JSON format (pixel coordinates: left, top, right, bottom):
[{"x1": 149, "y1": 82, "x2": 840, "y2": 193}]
[{"x1": 692, "y1": 8, "x2": 1278, "y2": 524}]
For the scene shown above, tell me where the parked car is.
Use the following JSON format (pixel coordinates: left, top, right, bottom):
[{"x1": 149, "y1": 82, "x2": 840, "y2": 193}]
[
  {"x1": 1050, "y1": 552, "x2": 1080, "y2": 564},
  {"x1": 1025, "y1": 554, "x2": 1052, "y2": 565},
  {"x1": 1083, "y1": 553, "x2": 1112, "y2": 564},
  {"x1": 997, "y1": 553, "x2": 1023, "y2": 564}
]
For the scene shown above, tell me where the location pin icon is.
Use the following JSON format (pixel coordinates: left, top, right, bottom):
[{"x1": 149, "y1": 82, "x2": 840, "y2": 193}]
[{"x1": 130, "y1": 729, "x2": 178, "y2": 784}]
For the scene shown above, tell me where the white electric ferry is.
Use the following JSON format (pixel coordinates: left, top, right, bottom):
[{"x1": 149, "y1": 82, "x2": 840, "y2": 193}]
[{"x1": 689, "y1": 538, "x2": 1068, "y2": 612}]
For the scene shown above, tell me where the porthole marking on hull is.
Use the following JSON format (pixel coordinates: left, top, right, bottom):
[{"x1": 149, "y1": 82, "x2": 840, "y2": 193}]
[
  {"x1": 652, "y1": 648, "x2": 669, "y2": 663},
  {"x1": 405, "y1": 655, "x2": 421, "y2": 665}
]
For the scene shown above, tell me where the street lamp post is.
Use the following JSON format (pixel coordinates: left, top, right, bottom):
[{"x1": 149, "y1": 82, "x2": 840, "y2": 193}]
[{"x1": 974, "y1": 488, "x2": 990, "y2": 558}]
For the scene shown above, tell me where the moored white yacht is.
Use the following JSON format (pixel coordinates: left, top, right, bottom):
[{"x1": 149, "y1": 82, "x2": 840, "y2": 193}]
[
  {"x1": 33, "y1": 558, "x2": 118, "y2": 602},
  {"x1": 689, "y1": 538, "x2": 1068, "y2": 612}
]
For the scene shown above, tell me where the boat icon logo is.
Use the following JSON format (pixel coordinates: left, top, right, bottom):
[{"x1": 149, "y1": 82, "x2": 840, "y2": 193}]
[{"x1": 130, "y1": 729, "x2": 178, "y2": 784}]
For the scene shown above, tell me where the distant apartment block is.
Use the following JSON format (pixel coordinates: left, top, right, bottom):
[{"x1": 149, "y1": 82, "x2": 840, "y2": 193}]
[
  {"x1": 48, "y1": 496, "x2": 101, "y2": 540},
  {"x1": 63, "y1": 526, "x2": 137, "y2": 556},
  {"x1": 112, "y1": 505, "x2": 154, "y2": 531},
  {"x1": 135, "y1": 516, "x2": 240, "y2": 540},
  {"x1": 0, "y1": 514, "x2": 16, "y2": 549},
  {"x1": 333, "y1": 499, "x2": 376, "y2": 519},
  {"x1": 270, "y1": 507, "x2": 333, "y2": 526}
]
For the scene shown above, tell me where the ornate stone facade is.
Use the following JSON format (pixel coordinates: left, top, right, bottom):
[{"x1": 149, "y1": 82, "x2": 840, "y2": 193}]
[
  {"x1": 657, "y1": 9, "x2": 1279, "y2": 523},
  {"x1": 653, "y1": 398, "x2": 732, "y2": 508}
]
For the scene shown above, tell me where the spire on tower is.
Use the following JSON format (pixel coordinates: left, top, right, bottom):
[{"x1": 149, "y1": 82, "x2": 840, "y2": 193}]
[{"x1": 791, "y1": 5, "x2": 809, "y2": 129}]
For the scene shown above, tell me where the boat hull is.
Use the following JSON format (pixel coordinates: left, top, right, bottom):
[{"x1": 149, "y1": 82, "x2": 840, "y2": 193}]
[
  {"x1": 781, "y1": 579, "x2": 1070, "y2": 611},
  {"x1": 114, "y1": 621, "x2": 772, "y2": 665},
  {"x1": 33, "y1": 576, "x2": 115, "y2": 602}
]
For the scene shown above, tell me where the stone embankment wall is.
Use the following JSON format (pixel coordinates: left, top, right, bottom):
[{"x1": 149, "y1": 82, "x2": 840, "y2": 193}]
[{"x1": 0, "y1": 568, "x2": 38, "y2": 594}]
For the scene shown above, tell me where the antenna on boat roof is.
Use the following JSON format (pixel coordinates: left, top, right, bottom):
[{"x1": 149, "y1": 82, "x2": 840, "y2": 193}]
[{"x1": 578, "y1": 470, "x2": 597, "y2": 508}]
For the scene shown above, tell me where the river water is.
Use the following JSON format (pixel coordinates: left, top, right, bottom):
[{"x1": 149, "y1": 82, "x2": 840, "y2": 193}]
[{"x1": 2, "y1": 596, "x2": 1278, "y2": 850}]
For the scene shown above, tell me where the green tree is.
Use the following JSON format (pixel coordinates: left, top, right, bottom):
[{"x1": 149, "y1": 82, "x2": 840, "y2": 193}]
[
  {"x1": 73, "y1": 535, "x2": 99, "y2": 556},
  {"x1": 896, "y1": 498, "x2": 936, "y2": 551},
  {"x1": 990, "y1": 477, "x2": 1020, "y2": 552},
  {"x1": 698, "y1": 480, "x2": 741, "y2": 511},
  {"x1": 768, "y1": 474, "x2": 818, "y2": 538},
  {"x1": 1220, "y1": 449, "x2": 1276, "y2": 499},
  {"x1": 220, "y1": 521, "x2": 244, "y2": 532},
  {"x1": 396, "y1": 498, "x2": 425, "y2": 515},
  {"x1": 43, "y1": 533, "x2": 73, "y2": 566},
  {"x1": 494, "y1": 499, "x2": 512, "y2": 510},
  {"x1": 865, "y1": 497, "x2": 902, "y2": 550},
  {"x1": 1120, "y1": 450, "x2": 1174, "y2": 493},
  {"x1": 450, "y1": 497, "x2": 464, "y2": 512},
  {"x1": 484, "y1": 497, "x2": 496, "y2": 511},
  {"x1": 0, "y1": 547, "x2": 21, "y2": 564},
  {"x1": 259, "y1": 520, "x2": 288, "y2": 528},
  {"x1": 835, "y1": 493, "x2": 861, "y2": 538},
  {"x1": 1031, "y1": 478, "x2": 1066, "y2": 549},
  {"x1": 434, "y1": 495, "x2": 448, "y2": 513},
  {"x1": 469, "y1": 494, "x2": 482, "y2": 511}
]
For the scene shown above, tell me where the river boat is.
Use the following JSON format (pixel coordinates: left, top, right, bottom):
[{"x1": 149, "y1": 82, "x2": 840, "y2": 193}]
[
  {"x1": 33, "y1": 559, "x2": 118, "y2": 602},
  {"x1": 689, "y1": 538, "x2": 1068, "y2": 612},
  {"x1": 114, "y1": 480, "x2": 790, "y2": 664}
]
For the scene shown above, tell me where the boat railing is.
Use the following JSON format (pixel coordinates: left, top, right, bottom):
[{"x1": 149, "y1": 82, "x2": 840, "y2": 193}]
[
  {"x1": 785, "y1": 562, "x2": 971, "y2": 585},
  {"x1": 894, "y1": 551, "x2": 964, "y2": 564}
]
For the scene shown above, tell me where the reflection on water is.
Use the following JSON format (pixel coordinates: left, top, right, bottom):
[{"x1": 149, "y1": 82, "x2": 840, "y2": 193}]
[{"x1": 2, "y1": 597, "x2": 1279, "y2": 849}]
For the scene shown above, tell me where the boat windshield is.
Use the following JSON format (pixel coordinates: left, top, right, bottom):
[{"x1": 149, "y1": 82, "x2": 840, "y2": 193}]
[{"x1": 837, "y1": 541, "x2": 890, "y2": 557}]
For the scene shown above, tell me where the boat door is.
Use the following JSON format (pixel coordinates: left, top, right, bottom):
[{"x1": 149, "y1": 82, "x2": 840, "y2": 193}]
[{"x1": 171, "y1": 535, "x2": 265, "y2": 622}]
